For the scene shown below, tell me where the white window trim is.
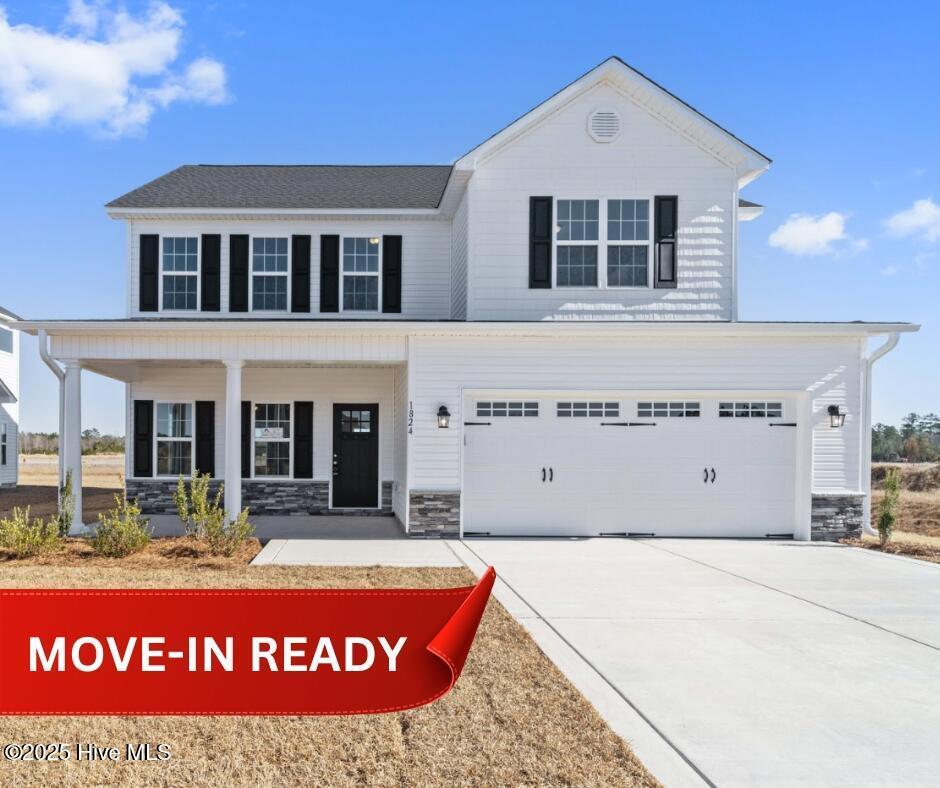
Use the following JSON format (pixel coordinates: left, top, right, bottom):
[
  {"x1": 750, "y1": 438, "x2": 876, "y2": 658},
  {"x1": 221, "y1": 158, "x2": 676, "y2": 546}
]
[
  {"x1": 553, "y1": 196, "x2": 653, "y2": 290},
  {"x1": 251, "y1": 401, "x2": 294, "y2": 480},
  {"x1": 158, "y1": 236, "x2": 200, "y2": 313},
  {"x1": 249, "y1": 235, "x2": 292, "y2": 313},
  {"x1": 153, "y1": 401, "x2": 195, "y2": 478},
  {"x1": 339, "y1": 235, "x2": 382, "y2": 314},
  {"x1": 1, "y1": 422, "x2": 7, "y2": 465}
]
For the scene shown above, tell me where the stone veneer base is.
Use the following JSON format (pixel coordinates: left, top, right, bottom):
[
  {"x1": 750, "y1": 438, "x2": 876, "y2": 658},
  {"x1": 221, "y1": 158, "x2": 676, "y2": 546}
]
[
  {"x1": 126, "y1": 479, "x2": 393, "y2": 517},
  {"x1": 811, "y1": 493, "x2": 865, "y2": 542},
  {"x1": 408, "y1": 491, "x2": 460, "y2": 537}
]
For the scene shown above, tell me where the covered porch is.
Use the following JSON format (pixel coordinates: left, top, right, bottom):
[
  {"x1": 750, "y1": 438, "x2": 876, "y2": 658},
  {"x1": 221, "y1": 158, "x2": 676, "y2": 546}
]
[{"x1": 33, "y1": 322, "x2": 412, "y2": 532}]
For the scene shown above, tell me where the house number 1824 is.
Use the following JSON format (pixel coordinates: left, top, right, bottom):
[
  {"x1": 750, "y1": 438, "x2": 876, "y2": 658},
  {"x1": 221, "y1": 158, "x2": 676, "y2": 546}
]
[{"x1": 407, "y1": 402, "x2": 414, "y2": 435}]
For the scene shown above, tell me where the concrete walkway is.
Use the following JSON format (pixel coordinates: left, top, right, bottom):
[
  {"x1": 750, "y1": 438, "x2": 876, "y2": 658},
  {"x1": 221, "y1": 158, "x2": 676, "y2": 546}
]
[{"x1": 458, "y1": 538, "x2": 940, "y2": 787}]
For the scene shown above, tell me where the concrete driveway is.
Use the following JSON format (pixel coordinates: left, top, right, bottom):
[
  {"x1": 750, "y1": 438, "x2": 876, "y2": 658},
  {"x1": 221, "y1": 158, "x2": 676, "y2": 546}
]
[{"x1": 460, "y1": 538, "x2": 940, "y2": 787}]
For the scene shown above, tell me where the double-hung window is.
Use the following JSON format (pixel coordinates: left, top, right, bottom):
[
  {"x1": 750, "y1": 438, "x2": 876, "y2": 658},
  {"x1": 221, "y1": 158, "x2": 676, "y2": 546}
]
[
  {"x1": 155, "y1": 403, "x2": 193, "y2": 477},
  {"x1": 162, "y1": 237, "x2": 198, "y2": 310},
  {"x1": 1, "y1": 422, "x2": 7, "y2": 465},
  {"x1": 342, "y1": 237, "x2": 380, "y2": 311},
  {"x1": 556, "y1": 200, "x2": 598, "y2": 287},
  {"x1": 554, "y1": 198, "x2": 652, "y2": 288},
  {"x1": 607, "y1": 200, "x2": 650, "y2": 287},
  {"x1": 254, "y1": 404, "x2": 291, "y2": 477},
  {"x1": 252, "y1": 237, "x2": 289, "y2": 311}
]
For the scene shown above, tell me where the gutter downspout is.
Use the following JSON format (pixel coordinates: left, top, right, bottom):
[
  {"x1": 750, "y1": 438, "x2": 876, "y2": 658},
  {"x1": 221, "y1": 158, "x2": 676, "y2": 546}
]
[
  {"x1": 861, "y1": 332, "x2": 900, "y2": 536},
  {"x1": 38, "y1": 330, "x2": 66, "y2": 489}
]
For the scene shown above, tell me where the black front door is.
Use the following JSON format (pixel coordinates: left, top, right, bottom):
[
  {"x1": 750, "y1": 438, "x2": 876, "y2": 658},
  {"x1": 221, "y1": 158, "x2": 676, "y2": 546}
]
[{"x1": 332, "y1": 404, "x2": 379, "y2": 508}]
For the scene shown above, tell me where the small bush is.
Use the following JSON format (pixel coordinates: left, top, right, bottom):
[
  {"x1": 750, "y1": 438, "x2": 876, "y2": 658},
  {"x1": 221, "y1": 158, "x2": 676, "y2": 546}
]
[
  {"x1": 0, "y1": 507, "x2": 64, "y2": 558},
  {"x1": 204, "y1": 508, "x2": 254, "y2": 557},
  {"x1": 91, "y1": 496, "x2": 152, "y2": 557},
  {"x1": 57, "y1": 469, "x2": 74, "y2": 537},
  {"x1": 877, "y1": 468, "x2": 902, "y2": 546},
  {"x1": 175, "y1": 472, "x2": 225, "y2": 538}
]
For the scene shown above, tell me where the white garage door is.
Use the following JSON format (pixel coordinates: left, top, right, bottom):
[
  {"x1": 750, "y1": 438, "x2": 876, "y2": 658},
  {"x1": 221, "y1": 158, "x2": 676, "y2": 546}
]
[{"x1": 462, "y1": 395, "x2": 797, "y2": 538}]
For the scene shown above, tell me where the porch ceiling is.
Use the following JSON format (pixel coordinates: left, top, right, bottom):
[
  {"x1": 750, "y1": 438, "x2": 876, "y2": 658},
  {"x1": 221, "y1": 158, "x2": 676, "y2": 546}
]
[{"x1": 82, "y1": 359, "x2": 403, "y2": 383}]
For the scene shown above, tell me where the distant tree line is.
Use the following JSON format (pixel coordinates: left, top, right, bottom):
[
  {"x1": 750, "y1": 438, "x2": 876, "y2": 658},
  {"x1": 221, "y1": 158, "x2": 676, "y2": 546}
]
[
  {"x1": 872, "y1": 413, "x2": 940, "y2": 462},
  {"x1": 20, "y1": 429, "x2": 124, "y2": 456}
]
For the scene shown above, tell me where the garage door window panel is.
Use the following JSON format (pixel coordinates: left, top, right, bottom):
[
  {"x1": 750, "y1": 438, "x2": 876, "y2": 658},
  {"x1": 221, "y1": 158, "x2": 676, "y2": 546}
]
[
  {"x1": 476, "y1": 401, "x2": 539, "y2": 418},
  {"x1": 638, "y1": 401, "x2": 700, "y2": 418},
  {"x1": 557, "y1": 402, "x2": 619, "y2": 418},
  {"x1": 719, "y1": 401, "x2": 783, "y2": 418}
]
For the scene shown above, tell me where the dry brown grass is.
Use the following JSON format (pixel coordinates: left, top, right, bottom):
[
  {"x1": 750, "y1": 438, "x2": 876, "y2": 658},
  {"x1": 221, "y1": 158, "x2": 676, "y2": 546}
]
[
  {"x1": 0, "y1": 559, "x2": 657, "y2": 787},
  {"x1": 0, "y1": 454, "x2": 124, "y2": 523},
  {"x1": 844, "y1": 533, "x2": 940, "y2": 565}
]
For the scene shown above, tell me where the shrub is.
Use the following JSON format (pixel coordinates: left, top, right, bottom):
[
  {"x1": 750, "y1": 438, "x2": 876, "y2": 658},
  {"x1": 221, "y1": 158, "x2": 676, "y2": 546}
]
[
  {"x1": 0, "y1": 507, "x2": 64, "y2": 558},
  {"x1": 56, "y1": 469, "x2": 74, "y2": 537},
  {"x1": 877, "y1": 467, "x2": 902, "y2": 546},
  {"x1": 175, "y1": 472, "x2": 224, "y2": 538},
  {"x1": 91, "y1": 496, "x2": 152, "y2": 557},
  {"x1": 204, "y1": 508, "x2": 254, "y2": 557}
]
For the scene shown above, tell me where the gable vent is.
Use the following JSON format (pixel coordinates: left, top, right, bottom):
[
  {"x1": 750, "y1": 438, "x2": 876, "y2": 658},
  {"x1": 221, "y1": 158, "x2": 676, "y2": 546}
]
[{"x1": 587, "y1": 107, "x2": 621, "y2": 143}]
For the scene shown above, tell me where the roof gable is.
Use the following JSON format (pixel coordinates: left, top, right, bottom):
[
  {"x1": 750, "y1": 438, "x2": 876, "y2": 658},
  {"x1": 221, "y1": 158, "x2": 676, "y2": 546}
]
[{"x1": 455, "y1": 56, "x2": 770, "y2": 185}]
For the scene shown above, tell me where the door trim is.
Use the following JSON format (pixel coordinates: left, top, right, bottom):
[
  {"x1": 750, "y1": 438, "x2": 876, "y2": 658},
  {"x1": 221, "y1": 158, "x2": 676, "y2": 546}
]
[{"x1": 329, "y1": 403, "x2": 381, "y2": 509}]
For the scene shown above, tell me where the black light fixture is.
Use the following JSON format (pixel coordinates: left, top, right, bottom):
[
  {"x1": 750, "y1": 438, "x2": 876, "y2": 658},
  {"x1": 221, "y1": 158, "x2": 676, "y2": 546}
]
[
  {"x1": 437, "y1": 405, "x2": 451, "y2": 429},
  {"x1": 827, "y1": 404, "x2": 846, "y2": 428}
]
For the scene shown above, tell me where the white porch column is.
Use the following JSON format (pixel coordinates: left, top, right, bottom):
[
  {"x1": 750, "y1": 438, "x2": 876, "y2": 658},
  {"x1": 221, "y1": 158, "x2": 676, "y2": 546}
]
[
  {"x1": 63, "y1": 361, "x2": 83, "y2": 529},
  {"x1": 224, "y1": 360, "x2": 243, "y2": 520}
]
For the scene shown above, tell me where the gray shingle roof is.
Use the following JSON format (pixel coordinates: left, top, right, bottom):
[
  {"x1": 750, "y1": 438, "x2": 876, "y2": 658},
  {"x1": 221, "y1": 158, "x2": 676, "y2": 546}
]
[{"x1": 106, "y1": 165, "x2": 454, "y2": 210}]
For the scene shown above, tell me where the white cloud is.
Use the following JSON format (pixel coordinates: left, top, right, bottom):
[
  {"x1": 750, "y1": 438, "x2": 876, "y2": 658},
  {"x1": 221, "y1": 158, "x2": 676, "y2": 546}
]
[
  {"x1": 0, "y1": 2, "x2": 228, "y2": 137},
  {"x1": 884, "y1": 198, "x2": 940, "y2": 243},
  {"x1": 880, "y1": 265, "x2": 898, "y2": 276},
  {"x1": 768, "y1": 212, "x2": 849, "y2": 256}
]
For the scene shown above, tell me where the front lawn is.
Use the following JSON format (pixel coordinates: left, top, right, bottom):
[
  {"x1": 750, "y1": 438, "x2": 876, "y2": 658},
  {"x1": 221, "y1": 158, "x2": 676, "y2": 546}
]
[{"x1": 0, "y1": 546, "x2": 657, "y2": 787}]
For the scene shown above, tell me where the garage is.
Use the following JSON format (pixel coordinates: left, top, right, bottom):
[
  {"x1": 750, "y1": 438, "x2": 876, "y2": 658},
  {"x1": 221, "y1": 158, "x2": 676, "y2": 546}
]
[{"x1": 462, "y1": 394, "x2": 798, "y2": 537}]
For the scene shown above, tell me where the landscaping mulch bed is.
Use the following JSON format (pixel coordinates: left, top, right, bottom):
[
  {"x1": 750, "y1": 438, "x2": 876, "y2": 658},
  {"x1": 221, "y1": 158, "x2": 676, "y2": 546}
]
[
  {"x1": 843, "y1": 535, "x2": 940, "y2": 565},
  {"x1": 0, "y1": 553, "x2": 658, "y2": 787}
]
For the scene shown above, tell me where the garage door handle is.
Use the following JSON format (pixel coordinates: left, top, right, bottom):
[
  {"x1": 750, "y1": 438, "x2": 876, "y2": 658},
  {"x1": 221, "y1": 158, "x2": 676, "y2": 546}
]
[
  {"x1": 703, "y1": 467, "x2": 708, "y2": 483},
  {"x1": 542, "y1": 467, "x2": 546, "y2": 482},
  {"x1": 710, "y1": 468, "x2": 716, "y2": 484},
  {"x1": 549, "y1": 467, "x2": 554, "y2": 482}
]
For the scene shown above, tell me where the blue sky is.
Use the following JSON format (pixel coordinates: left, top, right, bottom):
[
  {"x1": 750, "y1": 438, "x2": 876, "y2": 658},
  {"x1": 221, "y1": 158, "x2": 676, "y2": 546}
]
[{"x1": 1, "y1": 0, "x2": 937, "y2": 434}]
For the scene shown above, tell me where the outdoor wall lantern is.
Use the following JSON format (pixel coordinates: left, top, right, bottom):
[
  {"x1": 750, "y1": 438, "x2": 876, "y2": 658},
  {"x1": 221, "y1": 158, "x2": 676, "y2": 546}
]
[
  {"x1": 827, "y1": 404, "x2": 847, "y2": 428},
  {"x1": 437, "y1": 405, "x2": 451, "y2": 429}
]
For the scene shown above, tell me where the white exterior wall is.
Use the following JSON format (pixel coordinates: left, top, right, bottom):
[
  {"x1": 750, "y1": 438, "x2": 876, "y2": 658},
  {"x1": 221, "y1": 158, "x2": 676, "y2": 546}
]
[
  {"x1": 392, "y1": 363, "x2": 409, "y2": 520},
  {"x1": 0, "y1": 325, "x2": 18, "y2": 486},
  {"x1": 450, "y1": 190, "x2": 469, "y2": 320},
  {"x1": 127, "y1": 366, "x2": 399, "y2": 486},
  {"x1": 408, "y1": 335, "x2": 863, "y2": 494},
  {"x1": 127, "y1": 218, "x2": 452, "y2": 320},
  {"x1": 466, "y1": 82, "x2": 736, "y2": 321}
]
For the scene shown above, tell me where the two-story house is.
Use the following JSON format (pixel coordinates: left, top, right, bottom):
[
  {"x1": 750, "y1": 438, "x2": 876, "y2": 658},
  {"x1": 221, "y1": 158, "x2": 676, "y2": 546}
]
[
  {"x1": 0, "y1": 305, "x2": 20, "y2": 488},
  {"x1": 16, "y1": 58, "x2": 916, "y2": 539}
]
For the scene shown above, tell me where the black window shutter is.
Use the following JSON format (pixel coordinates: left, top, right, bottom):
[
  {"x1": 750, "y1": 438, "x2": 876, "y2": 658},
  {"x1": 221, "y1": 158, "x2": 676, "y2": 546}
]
[
  {"x1": 320, "y1": 234, "x2": 340, "y2": 313},
  {"x1": 654, "y1": 196, "x2": 678, "y2": 289},
  {"x1": 139, "y1": 235, "x2": 159, "y2": 312},
  {"x1": 133, "y1": 400, "x2": 153, "y2": 477},
  {"x1": 241, "y1": 401, "x2": 251, "y2": 478},
  {"x1": 529, "y1": 197, "x2": 552, "y2": 288},
  {"x1": 230, "y1": 234, "x2": 250, "y2": 312},
  {"x1": 382, "y1": 235, "x2": 402, "y2": 313},
  {"x1": 201, "y1": 235, "x2": 221, "y2": 311},
  {"x1": 291, "y1": 235, "x2": 311, "y2": 313},
  {"x1": 293, "y1": 401, "x2": 314, "y2": 479},
  {"x1": 195, "y1": 401, "x2": 215, "y2": 477}
]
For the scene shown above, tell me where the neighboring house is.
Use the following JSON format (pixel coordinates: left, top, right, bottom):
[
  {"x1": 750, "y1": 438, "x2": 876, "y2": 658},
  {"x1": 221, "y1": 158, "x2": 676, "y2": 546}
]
[
  {"x1": 15, "y1": 57, "x2": 917, "y2": 539},
  {"x1": 0, "y1": 305, "x2": 21, "y2": 487}
]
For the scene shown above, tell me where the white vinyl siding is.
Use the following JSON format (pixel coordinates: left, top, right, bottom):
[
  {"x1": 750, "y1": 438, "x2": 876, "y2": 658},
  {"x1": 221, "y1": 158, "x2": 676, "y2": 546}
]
[
  {"x1": 466, "y1": 81, "x2": 736, "y2": 321},
  {"x1": 0, "y1": 323, "x2": 19, "y2": 486},
  {"x1": 127, "y1": 366, "x2": 398, "y2": 486},
  {"x1": 450, "y1": 190, "x2": 469, "y2": 320},
  {"x1": 128, "y1": 220, "x2": 451, "y2": 320},
  {"x1": 408, "y1": 335, "x2": 862, "y2": 493}
]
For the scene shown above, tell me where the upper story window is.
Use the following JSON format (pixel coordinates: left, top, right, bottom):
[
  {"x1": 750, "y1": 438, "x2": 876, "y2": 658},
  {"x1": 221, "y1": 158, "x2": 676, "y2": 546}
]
[
  {"x1": 252, "y1": 237, "x2": 289, "y2": 311},
  {"x1": 0, "y1": 326, "x2": 12, "y2": 354},
  {"x1": 555, "y1": 198, "x2": 651, "y2": 289},
  {"x1": 162, "y1": 237, "x2": 198, "y2": 310},
  {"x1": 1, "y1": 422, "x2": 7, "y2": 465},
  {"x1": 342, "y1": 237, "x2": 380, "y2": 311},
  {"x1": 556, "y1": 200, "x2": 598, "y2": 287},
  {"x1": 155, "y1": 402, "x2": 193, "y2": 477},
  {"x1": 254, "y1": 403, "x2": 291, "y2": 477}
]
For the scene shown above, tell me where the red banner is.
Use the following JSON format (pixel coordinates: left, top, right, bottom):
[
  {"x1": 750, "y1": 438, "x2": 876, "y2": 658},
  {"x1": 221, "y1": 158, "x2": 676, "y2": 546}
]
[{"x1": 0, "y1": 567, "x2": 495, "y2": 716}]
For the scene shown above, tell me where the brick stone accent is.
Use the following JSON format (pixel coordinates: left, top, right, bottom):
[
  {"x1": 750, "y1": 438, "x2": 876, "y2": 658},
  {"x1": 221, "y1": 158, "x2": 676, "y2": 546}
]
[
  {"x1": 811, "y1": 494, "x2": 865, "y2": 542},
  {"x1": 408, "y1": 491, "x2": 460, "y2": 537},
  {"x1": 126, "y1": 479, "x2": 394, "y2": 517}
]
